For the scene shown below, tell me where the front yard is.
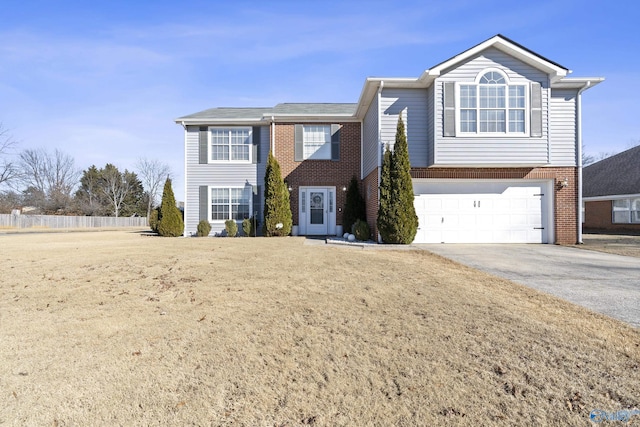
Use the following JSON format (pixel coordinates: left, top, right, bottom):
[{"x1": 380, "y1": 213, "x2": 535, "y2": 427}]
[{"x1": 1, "y1": 231, "x2": 638, "y2": 426}]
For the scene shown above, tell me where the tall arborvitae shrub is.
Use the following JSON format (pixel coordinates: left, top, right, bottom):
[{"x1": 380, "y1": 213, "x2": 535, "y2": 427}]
[
  {"x1": 377, "y1": 116, "x2": 418, "y2": 244},
  {"x1": 390, "y1": 116, "x2": 418, "y2": 243},
  {"x1": 263, "y1": 152, "x2": 292, "y2": 236},
  {"x1": 157, "y1": 178, "x2": 184, "y2": 237},
  {"x1": 377, "y1": 148, "x2": 395, "y2": 242},
  {"x1": 342, "y1": 175, "x2": 366, "y2": 234}
]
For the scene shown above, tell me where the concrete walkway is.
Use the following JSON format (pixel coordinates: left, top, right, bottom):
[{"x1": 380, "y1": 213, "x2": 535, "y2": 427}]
[{"x1": 417, "y1": 244, "x2": 640, "y2": 328}]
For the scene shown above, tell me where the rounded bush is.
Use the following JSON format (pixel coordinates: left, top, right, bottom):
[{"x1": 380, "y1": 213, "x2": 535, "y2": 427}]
[
  {"x1": 225, "y1": 220, "x2": 238, "y2": 237},
  {"x1": 196, "y1": 220, "x2": 211, "y2": 237},
  {"x1": 354, "y1": 219, "x2": 370, "y2": 241}
]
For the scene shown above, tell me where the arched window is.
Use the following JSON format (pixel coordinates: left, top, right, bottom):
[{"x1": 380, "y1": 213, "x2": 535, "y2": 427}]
[{"x1": 459, "y1": 70, "x2": 526, "y2": 134}]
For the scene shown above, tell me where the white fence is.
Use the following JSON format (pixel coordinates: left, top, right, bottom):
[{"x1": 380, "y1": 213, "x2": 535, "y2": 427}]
[{"x1": 0, "y1": 214, "x2": 148, "y2": 229}]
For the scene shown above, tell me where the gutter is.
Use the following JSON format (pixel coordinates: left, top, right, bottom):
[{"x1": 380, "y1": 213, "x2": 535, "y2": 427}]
[{"x1": 576, "y1": 81, "x2": 592, "y2": 244}]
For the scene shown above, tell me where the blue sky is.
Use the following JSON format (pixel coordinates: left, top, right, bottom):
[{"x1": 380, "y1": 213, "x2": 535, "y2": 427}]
[{"x1": 1, "y1": 0, "x2": 638, "y2": 201}]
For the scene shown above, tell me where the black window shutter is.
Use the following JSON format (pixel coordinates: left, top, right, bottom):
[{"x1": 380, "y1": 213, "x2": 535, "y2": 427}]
[
  {"x1": 443, "y1": 82, "x2": 455, "y2": 137},
  {"x1": 252, "y1": 185, "x2": 261, "y2": 220},
  {"x1": 530, "y1": 82, "x2": 542, "y2": 137},
  {"x1": 252, "y1": 126, "x2": 261, "y2": 164},
  {"x1": 331, "y1": 124, "x2": 341, "y2": 161},
  {"x1": 199, "y1": 186, "x2": 208, "y2": 221},
  {"x1": 199, "y1": 127, "x2": 208, "y2": 164},
  {"x1": 294, "y1": 124, "x2": 304, "y2": 162}
]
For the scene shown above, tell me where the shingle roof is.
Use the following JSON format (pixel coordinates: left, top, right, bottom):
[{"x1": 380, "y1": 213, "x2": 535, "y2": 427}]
[
  {"x1": 176, "y1": 103, "x2": 357, "y2": 122},
  {"x1": 583, "y1": 145, "x2": 640, "y2": 197},
  {"x1": 272, "y1": 103, "x2": 357, "y2": 115},
  {"x1": 177, "y1": 107, "x2": 272, "y2": 121}
]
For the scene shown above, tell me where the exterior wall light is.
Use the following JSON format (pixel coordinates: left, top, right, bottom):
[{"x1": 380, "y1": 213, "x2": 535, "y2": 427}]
[
  {"x1": 342, "y1": 186, "x2": 347, "y2": 192},
  {"x1": 559, "y1": 178, "x2": 569, "y2": 189}
]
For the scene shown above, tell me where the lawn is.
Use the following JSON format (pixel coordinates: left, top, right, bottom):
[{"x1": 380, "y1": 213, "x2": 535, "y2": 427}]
[{"x1": 1, "y1": 230, "x2": 638, "y2": 426}]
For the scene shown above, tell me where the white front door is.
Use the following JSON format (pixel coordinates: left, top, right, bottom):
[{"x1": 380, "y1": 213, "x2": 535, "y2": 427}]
[{"x1": 306, "y1": 189, "x2": 328, "y2": 235}]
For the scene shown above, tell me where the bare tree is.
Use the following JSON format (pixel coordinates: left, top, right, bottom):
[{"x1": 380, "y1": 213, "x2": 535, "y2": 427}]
[
  {"x1": 0, "y1": 124, "x2": 18, "y2": 187},
  {"x1": 18, "y1": 148, "x2": 79, "y2": 213},
  {"x1": 135, "y1": 158, "x2": 171, "y2": 220},
  {"x1": 100, "y1": 164, "x2": 144, "y2": 217}
]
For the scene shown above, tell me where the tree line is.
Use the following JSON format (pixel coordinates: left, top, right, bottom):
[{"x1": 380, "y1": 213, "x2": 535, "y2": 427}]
[{"x1": 0, "y1": 123, "x2": 171, "y2": 218}]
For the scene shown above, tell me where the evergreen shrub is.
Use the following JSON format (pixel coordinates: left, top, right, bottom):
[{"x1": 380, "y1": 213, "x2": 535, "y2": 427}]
[
  {"x1": 225, "y1": 220, "x2": 238, "y2": 237},
  {"x1": 354, "y1": 219, "x2": 370, "y2": 241},
  {"x1": 196, "y1": 220, "x2": 211, "y2": 237}
]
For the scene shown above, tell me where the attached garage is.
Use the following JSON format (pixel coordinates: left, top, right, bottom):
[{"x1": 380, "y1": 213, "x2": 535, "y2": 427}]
[{"x1": 412, "y1": 180, "x2": 553, "y2": 244}]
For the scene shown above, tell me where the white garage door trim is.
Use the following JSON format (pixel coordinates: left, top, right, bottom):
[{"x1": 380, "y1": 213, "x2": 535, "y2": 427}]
[{"x1": 413, "y1": 179, "x2": 554, "y2": 244}]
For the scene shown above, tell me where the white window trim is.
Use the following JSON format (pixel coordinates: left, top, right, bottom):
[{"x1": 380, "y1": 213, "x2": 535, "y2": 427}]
[
  {"x1": 612, "y1": 197, "x2": 640, "y2": 224},
  {"x1": 208, "y1": 186, "x2": 252, "y2": 223},
  {"x1": 208, "y1": 127, "x2": 252, "y2": 163},
  {"x1": 303, "y1": 124, "x2": 332, "y2": 160},
  {"x1": 455, "y1": 69, "x2": 529, "y2": 137}
]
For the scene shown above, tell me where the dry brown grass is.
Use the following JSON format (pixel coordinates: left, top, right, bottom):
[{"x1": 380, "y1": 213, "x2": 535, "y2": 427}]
[
  {"x1": 1, "y1": 230, "x2": 639, "y2": 426},
  {"x1": 580, "y1": 233, "x2": 640, "y2": 258}
]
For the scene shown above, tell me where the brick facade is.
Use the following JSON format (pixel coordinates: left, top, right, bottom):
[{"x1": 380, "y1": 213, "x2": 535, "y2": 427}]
[
  {"x1": 584, "y1": 200, "x2": 640, "y2": 233},
  {"x1": 272, "y1": 122, "x2": 361, "y2": 226},
  {"x1": 410, "y1": 166, "x2": 579, "y2": 244}
]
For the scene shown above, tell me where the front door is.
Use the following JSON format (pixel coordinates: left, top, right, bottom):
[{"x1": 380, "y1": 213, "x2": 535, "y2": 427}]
[{"x1": 306, "y1": 189, "x2": 328, "y2": 235}]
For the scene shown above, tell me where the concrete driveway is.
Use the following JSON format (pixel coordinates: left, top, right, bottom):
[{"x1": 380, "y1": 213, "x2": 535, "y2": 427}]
[{"x1": 417, "y1": 244, "x2": 640, "y2": 328}]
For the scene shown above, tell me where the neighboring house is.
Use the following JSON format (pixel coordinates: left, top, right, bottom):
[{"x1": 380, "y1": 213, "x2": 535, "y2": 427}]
[
  {"x1": 176, "y1": 34, "x2": 602, "y2": 244},
  {"x1": 583, "y1": 145, "x2": 640, "y2": 232}
]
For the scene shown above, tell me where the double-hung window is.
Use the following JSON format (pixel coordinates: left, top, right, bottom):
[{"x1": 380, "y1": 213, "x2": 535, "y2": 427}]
[
  {"x1": 210, "y1": 128, "x2": 251, "y2": 162},
  {"x1": 210, "y1": 187, "x2": 251, "y2": 221},
  {"x1": 612, "y1": 198, "x2": 640, "y2": 223},
  {"x1": 303, "y1": 125, "x2": 331, "y2": 160},
  {"x1": 458, "y1": 71, "x2": 527, "y2": 135}
]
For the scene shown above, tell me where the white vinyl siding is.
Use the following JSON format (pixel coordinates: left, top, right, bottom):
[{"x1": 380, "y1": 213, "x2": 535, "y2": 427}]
[
  {"x1": 380, "y1": 88, "x2": 429, "y2": 167},
  {"x1": 548, "y1": 89, "x2": 578, "y2": 166},
  {"x1": 184, "y1": 126, "x2": 265, "y2": 236},
  {"x1": 435, "y1": 47, "x2": 549, "y2": 165},
  {"x1": 362, "y1": 94, "x2": 379, "y2": 178}
]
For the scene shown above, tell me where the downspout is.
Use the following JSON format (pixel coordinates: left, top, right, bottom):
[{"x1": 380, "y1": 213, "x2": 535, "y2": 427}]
[
  {"x1": 180, "y1": 121, "x2": 188, "y2": 237},
  {"x1": 576, "y1": 81, "x2": 592, "y2": 244},
  {"x1": 377, "y1": 80, "x2": 384, "y2": 242},
  {"x1": 271, "y1": 116, "x2": 276, "y2": 157}
]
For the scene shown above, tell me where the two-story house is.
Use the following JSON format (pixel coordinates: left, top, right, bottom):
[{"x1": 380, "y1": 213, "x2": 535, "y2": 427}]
[{"x1": 176, "y1": 35, "x2": 602, "y2": 244}]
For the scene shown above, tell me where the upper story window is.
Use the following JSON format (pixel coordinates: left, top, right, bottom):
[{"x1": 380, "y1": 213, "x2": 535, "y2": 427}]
[
  {"x1": 210, "y1": 127, "x2": 252, "y2": 162},
  {"x1": 294, "y1": 123, "x2": 341, "y2": 162},
  {"x1": 457, "y1": 70, "x2": 527, "y2": 135},
  {"x1": 303, "y1": 125, "x2": 331, "y2": 160}
]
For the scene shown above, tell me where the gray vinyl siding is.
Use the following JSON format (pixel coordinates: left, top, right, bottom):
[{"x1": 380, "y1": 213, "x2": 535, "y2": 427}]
[
  {"x1": 184, "y1": 125, "x2": 264, "y2": 236},
  {"x1": 426, "y1": 84, "x2": 435, "y2": 166},
  {"x1": 380, "y1": 88, "x2": 429, "y2": 167},
  {"x1": 434, "y1": 47, "x2": 550, "y2": 165},
  {"x1": 549, "y1": 89, "x2": 578, "y2": 166},
  {"x1": 362, "y1": 94, "x2": 379, "y2": 178}
]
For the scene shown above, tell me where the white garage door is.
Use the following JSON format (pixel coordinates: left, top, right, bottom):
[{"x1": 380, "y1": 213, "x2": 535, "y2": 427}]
[{"x1": 413, "y1": 181, "x2": 551, "y2": 244}]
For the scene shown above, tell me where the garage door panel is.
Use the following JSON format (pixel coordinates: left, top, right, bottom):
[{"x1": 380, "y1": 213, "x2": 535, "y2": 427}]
[{"x1": 413, "y1": 181, "x2": 550, "y2": 244}]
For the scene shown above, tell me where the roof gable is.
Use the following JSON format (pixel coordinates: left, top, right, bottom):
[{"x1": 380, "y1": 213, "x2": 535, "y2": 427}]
[
  {"x1": 419, "y1": 34, "x2": 569, "y2": 84},
  {"x1": 583, "y1": 145, "x2": 640, "y2": 197}
]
